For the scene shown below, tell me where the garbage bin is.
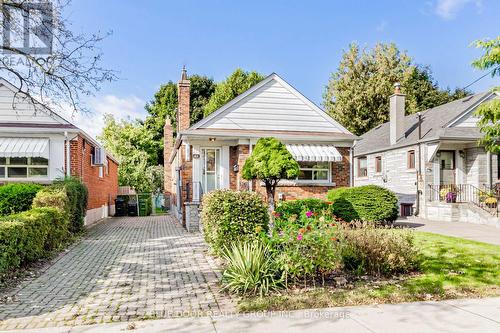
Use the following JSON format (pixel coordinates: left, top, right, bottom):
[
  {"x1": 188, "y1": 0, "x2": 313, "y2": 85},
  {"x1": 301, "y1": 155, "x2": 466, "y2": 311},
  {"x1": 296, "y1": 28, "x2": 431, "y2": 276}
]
[
  {"x1": 138, "y1": 194, "x2": 151, "y2": 217},
  {"x1": 127, "y1": 200, "x2": 138, "y2": 216},
  {"x1": 114, "y1": 196, "x2": 127, "y2": 217}
]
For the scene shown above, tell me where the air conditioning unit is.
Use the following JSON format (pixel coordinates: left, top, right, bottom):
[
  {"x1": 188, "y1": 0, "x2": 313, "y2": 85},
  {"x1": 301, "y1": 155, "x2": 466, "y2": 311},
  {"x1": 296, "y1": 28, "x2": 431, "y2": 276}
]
[{"x1": 92, "y1": 147, "x2": 106, "y2": 166}]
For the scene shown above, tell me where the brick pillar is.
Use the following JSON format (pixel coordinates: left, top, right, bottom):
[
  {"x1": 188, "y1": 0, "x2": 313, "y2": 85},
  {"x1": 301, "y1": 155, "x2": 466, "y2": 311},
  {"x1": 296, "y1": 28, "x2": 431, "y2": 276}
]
[
  {"x1": 164, "y1": 117, "x2": 174, "y2": 208},
  {"x1": 177, "y1": 67, "x2": 190, "y2": 134}
]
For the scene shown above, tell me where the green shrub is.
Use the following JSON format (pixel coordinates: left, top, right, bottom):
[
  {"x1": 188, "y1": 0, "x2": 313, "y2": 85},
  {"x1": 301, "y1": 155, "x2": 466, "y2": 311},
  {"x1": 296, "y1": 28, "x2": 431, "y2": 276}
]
[
  {"x1": 0, "y1": 221, "x2": 26, "y2": 272},
  {"x1": 33, "y1": 177, "x2": 88, "y2": 234},
  {"x1": 201, "y1": 190, "x2": 269, "y2": 255},
  {"x1": 265, "y1": 212, "x2": 342, "y2": 285},
  {"x1": 222, "y1": 241, "x2": 282, "y2": 296},
  {"x1": 0, "y1": 183, "x2": 43, "y2": 216},
  {"x1": 0, "y1": 207, "x2": 69, "y2": 274},
  {"x1": 274, "y1": 198, "x2": 331, "y2": 227},
  {"x1": 327, "y1": 185, "x2": 399, "y2": 223},
  {"x1": 340, "y1": 223, "x2": 419, "y2": 276}
]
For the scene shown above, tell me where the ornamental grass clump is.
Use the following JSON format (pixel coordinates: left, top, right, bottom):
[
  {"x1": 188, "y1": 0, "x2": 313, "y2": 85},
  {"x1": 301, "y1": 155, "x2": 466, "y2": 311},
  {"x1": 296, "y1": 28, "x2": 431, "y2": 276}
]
[{"x1": 221, "y1": 241, "x2": 283, "y2": 296}]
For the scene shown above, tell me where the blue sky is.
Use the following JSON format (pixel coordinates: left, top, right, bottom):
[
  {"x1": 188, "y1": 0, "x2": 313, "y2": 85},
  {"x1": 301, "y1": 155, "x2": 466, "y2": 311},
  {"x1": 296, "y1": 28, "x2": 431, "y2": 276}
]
[{"x1": 65, "y1": 0, "x2": 500, "y2": 137}]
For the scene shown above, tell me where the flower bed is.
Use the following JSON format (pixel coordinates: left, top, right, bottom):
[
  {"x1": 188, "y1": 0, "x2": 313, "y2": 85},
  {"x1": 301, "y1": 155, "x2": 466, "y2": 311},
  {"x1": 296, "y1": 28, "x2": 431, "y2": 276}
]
[{"x1": 207, "y1": 192, "x2": 420, "y2": 297}]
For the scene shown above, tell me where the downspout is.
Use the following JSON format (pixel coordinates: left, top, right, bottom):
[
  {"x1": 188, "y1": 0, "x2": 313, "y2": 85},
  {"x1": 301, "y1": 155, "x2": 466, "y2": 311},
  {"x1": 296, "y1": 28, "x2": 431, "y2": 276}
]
[
  {"x1": 248, "y1": 139, "x2": 253, "y2": 191},
  {"x1": 487, "y1": 151, "x2": 492, "y2": 189},
  {"x1": 415, "y1": 113, "x2": 422, "y2": 216},
  {"x1": 349, "y1": 143, "x2": 355, "y2": 187},
  {"x1": 64, "y1": 131, "x2": 70, "y2": 177}
]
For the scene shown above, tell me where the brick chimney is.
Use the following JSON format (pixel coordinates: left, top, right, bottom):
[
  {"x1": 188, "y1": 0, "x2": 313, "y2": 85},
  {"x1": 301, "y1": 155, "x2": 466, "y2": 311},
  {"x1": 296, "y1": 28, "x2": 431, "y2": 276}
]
[
  {"x1": 389, "y1": 82, "x2": 406, "y2": 145},
  {"x1": 163, "y1": 117, "x2": 174, "y2": 201},
  {"x1": 177, "y1": 66, "x2": 191, "y2": 135}
]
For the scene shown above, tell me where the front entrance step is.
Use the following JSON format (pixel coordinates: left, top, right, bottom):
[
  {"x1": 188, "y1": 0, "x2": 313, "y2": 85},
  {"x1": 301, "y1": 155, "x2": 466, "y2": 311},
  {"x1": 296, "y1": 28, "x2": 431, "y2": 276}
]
[{"x1": 424, "y1": 202, "x2": 500, "y2": 228}]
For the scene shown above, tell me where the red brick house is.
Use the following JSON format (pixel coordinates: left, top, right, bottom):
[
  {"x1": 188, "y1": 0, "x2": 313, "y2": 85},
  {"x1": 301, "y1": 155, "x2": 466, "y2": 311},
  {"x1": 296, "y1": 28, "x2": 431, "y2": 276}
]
[
  {"x1": 0, "y1": 78, "x2": 119, "y2": 225},
  {"x1": 165, "y1": 69, "x2": 357, "y2": 230}
]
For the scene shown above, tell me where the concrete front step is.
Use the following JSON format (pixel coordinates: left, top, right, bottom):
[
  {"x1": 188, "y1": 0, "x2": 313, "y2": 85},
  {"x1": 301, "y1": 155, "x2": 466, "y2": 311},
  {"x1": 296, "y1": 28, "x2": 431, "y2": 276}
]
[{"x1": 423, "y1": 201, "x2": 500, "y2": 227}]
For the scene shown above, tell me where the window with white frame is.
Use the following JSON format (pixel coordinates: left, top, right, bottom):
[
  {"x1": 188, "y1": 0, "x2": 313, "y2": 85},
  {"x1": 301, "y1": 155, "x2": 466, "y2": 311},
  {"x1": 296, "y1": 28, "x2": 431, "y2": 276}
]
[
  {"x1": 0, "y1": 157, "x2": 49, "y2": 179},
  {"x1": 297, "y1": 161, "x2": 330, "y2": 182}
]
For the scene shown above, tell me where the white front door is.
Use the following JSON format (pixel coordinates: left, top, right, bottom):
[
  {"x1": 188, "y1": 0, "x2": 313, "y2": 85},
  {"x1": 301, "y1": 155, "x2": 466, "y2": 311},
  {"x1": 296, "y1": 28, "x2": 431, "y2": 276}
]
[{"x1": 202, "y1": 148, "x2": 221, "y2": 193}]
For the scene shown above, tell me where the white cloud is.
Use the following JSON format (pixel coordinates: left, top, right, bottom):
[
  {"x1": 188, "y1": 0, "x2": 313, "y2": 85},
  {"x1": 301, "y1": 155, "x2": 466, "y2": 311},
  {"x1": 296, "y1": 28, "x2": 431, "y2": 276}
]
[
  {"x1": 376, "y1": 20, "x2": 388, "y2": 32},
  {"x1": 59, "y1": 95, "x2": 146, "y2": 139},
  {"x1": 435, "y1": 0, "x2": 482, "y2": 19}
]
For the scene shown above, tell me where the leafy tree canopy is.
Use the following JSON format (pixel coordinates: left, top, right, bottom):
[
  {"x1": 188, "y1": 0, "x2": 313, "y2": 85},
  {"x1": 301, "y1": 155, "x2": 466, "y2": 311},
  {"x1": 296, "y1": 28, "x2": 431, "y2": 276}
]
[
  {"x1": 472, "y1": 37, "x2": 500, "y2": 154},
  {"x1": 98, "y1": 114, "x2": 162, "y2": 193},
  {"x1": 472, "y1": 37, "x2": 500, "y2": 76},
  {"x1": 204, "y1": 69, "x2": 265, "y2": 116},
  {"x1": 324, "y1": 43, "x2": 470, "y2": 136},
  {"x1": 144, "y1": 75, "x2": 216, "y2": 163},
  {"x1": 242, "y1": 137, "x2": 299, "y2": 212}
]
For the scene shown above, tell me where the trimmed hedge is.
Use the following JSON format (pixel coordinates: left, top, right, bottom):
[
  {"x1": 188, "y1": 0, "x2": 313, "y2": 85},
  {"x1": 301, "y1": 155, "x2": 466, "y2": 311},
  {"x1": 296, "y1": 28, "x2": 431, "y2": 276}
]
[
  {"x1": 0, "y1": 183, "x2": 43, "y2": 216},
  {"x1": 0, "y1": 207, "x2": 68, "y2": 273},
  {"x1": 201, "y1": 190, "x2": 269, "y2": 255},
  {"x1": 0, "y1": 177, "x2": 88, "y2": 275},
  {"x1": 327, "y1": 185, "x2": 399, "y2": 223},
  {"x1": 33, "y1": 178, "x2": 88, "y2": 233}
]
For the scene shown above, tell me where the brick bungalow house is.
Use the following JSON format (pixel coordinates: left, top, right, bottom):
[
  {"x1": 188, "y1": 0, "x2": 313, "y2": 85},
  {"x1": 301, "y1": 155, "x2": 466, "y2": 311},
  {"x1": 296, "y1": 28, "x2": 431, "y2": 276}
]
[
  {"x1": 164, "y1": 69, "x2": 357, "y2": 230},
  {"x1": 0, "y1": 78, "x2": 119, "y2": 225}
]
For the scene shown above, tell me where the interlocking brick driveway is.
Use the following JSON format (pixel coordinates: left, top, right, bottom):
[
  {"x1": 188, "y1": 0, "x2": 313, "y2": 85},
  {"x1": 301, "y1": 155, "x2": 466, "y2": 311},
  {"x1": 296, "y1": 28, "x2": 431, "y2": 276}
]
[{"x1": 0, "y1": 215, "x2": 234, "y2": 330}]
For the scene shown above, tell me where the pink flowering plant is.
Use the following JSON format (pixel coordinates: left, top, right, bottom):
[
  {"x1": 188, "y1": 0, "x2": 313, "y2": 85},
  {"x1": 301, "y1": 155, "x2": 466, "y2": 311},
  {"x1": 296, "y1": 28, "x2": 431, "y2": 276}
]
[{"x1": 263, "y1": 210, "x2": 343, "y2": 286}]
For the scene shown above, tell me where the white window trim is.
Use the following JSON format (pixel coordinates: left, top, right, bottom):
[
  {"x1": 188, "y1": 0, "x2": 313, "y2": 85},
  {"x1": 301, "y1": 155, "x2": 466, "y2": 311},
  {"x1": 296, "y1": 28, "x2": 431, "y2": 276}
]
[
  {"x1": 295, "y1": 161, "x2": 332, "y2": 184},
  {"x1": 0, "y1": 157, "x2": 49, "y2": 180}
]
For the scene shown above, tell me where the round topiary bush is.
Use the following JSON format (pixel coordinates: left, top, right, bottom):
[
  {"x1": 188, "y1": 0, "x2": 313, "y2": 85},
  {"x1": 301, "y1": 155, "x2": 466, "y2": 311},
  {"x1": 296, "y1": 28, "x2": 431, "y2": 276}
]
[
  {"x1": 327, "y1": 185, "x2": 399, "y2": 223},
  {"x1": 201, "y1": 190, "x2": 269, "y2": 255}
]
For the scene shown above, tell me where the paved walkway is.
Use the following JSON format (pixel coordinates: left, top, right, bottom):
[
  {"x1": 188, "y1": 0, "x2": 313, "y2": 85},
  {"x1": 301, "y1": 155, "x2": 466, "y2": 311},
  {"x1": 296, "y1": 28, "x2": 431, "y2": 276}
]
[
  {"x1": 396, "y1": 217, "x2": 500, "y2": 245},
  {"x1": 0, "y1": 215, "x2": 233, "y2": 330},
  {"x1": 3, "y1": 297, "x2": 499, "y2": 333}
]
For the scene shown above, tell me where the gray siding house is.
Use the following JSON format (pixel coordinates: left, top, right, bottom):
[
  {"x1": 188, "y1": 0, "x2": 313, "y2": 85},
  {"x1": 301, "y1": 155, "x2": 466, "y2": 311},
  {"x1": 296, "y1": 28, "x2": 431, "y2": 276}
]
[{"x1": 353, "y1": 85, "x2": 499, "y2": 226}]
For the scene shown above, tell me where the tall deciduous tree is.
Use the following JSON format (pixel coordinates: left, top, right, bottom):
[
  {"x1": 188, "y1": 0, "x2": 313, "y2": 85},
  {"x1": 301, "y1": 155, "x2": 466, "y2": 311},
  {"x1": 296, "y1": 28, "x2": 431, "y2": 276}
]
[
  {"x1": 144, "y1": 75, "x2": 216, "y2": 163},
  {"x1": 98, "y1": 114, "x2": 163, "y2": 193},
  {"x1": 324, "y1": 43, "x2": 469, "y2": 136},
  {"x1": 0, "y1": 0, "x2": 116, "y2": 113},
  {"x1": 472, "y1": 37, "x2": 500, "y2": 154},
  {"x1": 242, "y1": 138, "x2": 299, "y2": 214},
  {"x1": 204, "y1": 69, "x2": 264, "y2": 116}
]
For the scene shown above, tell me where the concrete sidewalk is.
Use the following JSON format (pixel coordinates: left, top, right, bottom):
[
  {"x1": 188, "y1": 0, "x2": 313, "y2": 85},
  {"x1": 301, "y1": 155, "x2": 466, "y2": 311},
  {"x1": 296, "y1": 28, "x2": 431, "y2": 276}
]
[
  {"x1": 3, "y1": 297, "x2": 499, "y2": 333},
  {"x1": 396, "y1": 217, "x2": 500, "y2": 245}
]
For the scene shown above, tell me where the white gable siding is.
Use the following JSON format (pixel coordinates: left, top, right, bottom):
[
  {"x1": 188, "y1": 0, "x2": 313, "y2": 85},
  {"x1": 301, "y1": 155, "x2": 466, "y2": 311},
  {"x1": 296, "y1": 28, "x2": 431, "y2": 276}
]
[
  {"x1": 202, "y1": 79, "x2": 344, "y2": 133},
  {"x1": 452, "y1": 94, "x2": 498, "y2": 128},
  {"x1": 0, "y1": 85, "x2": 64, "y2": 124}
]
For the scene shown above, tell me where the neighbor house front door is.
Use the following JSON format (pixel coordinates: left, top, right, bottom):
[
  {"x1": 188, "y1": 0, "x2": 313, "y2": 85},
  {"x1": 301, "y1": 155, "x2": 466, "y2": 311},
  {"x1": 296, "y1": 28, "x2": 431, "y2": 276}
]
[
  {"x1": 439, "y1": 150, "x2": 455, "y2": 185},
  {"x1": 201, "y1": 148, "x2": 221, "y2": 193}
]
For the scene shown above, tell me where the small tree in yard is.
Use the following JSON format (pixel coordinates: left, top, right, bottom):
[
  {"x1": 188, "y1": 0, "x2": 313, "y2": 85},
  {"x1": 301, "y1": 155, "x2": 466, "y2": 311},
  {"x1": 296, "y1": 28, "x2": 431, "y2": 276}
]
[
  {"x1": 471, "y1": 37, "x2": 500, "y2": 154},
  {"x1": 242, "y1": 138, "x2": 299, "y2": 215}
]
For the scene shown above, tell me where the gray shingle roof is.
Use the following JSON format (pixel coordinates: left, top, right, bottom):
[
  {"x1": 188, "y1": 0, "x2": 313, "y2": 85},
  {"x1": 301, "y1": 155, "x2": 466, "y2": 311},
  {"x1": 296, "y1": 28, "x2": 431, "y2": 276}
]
[{"x1": 354, "y1": 92, "x2": 494, "y2": 156}]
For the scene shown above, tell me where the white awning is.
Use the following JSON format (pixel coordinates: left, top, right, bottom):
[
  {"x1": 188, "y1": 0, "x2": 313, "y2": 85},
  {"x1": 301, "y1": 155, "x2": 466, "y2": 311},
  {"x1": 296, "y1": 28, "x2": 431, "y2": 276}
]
[
  {"x1": 286, "y1": 144, "x2": 342, "y2": 162},
  {"x1": 0, "y1": 137, "x2": 49, "y2": 158}
]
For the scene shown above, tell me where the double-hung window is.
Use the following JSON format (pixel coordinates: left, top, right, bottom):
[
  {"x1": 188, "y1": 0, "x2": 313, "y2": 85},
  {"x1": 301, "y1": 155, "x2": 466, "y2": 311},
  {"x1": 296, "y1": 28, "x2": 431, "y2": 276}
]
[
  {"x1": 358, "y1": 157, "x2": 367, "y2": 177},
  {"x1": 297, "y1": 161, "x2": 330, "y2": 182},
  {"x1": 0, "y1": 157, "x2": 49, "y2": 179}
]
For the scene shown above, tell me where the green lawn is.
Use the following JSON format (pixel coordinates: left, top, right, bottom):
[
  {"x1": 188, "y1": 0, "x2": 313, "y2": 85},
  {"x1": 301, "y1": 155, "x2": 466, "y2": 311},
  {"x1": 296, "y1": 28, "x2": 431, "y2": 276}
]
[{"x1": 239, "y1": 231, "x2": 500, "y2": 312}]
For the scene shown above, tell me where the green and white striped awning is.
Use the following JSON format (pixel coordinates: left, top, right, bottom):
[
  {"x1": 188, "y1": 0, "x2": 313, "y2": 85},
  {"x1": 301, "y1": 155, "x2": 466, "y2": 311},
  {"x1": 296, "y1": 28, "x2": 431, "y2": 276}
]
[
  {"x1": 286, "y1": 144, "x2": 342, "y2": 162},
  {"x1": 0, "y1": 137, "x2": 49, "y2": 158}
]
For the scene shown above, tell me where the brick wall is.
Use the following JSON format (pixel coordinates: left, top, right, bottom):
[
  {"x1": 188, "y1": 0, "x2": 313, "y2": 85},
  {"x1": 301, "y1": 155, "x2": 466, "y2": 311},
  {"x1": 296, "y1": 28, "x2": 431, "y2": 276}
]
[
  {"x1": 253, "y1": 147, "x2": 350, "y2": 201},
  {"x1": 69, "y1": 135, "x2": 119, "y2": 210}
]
